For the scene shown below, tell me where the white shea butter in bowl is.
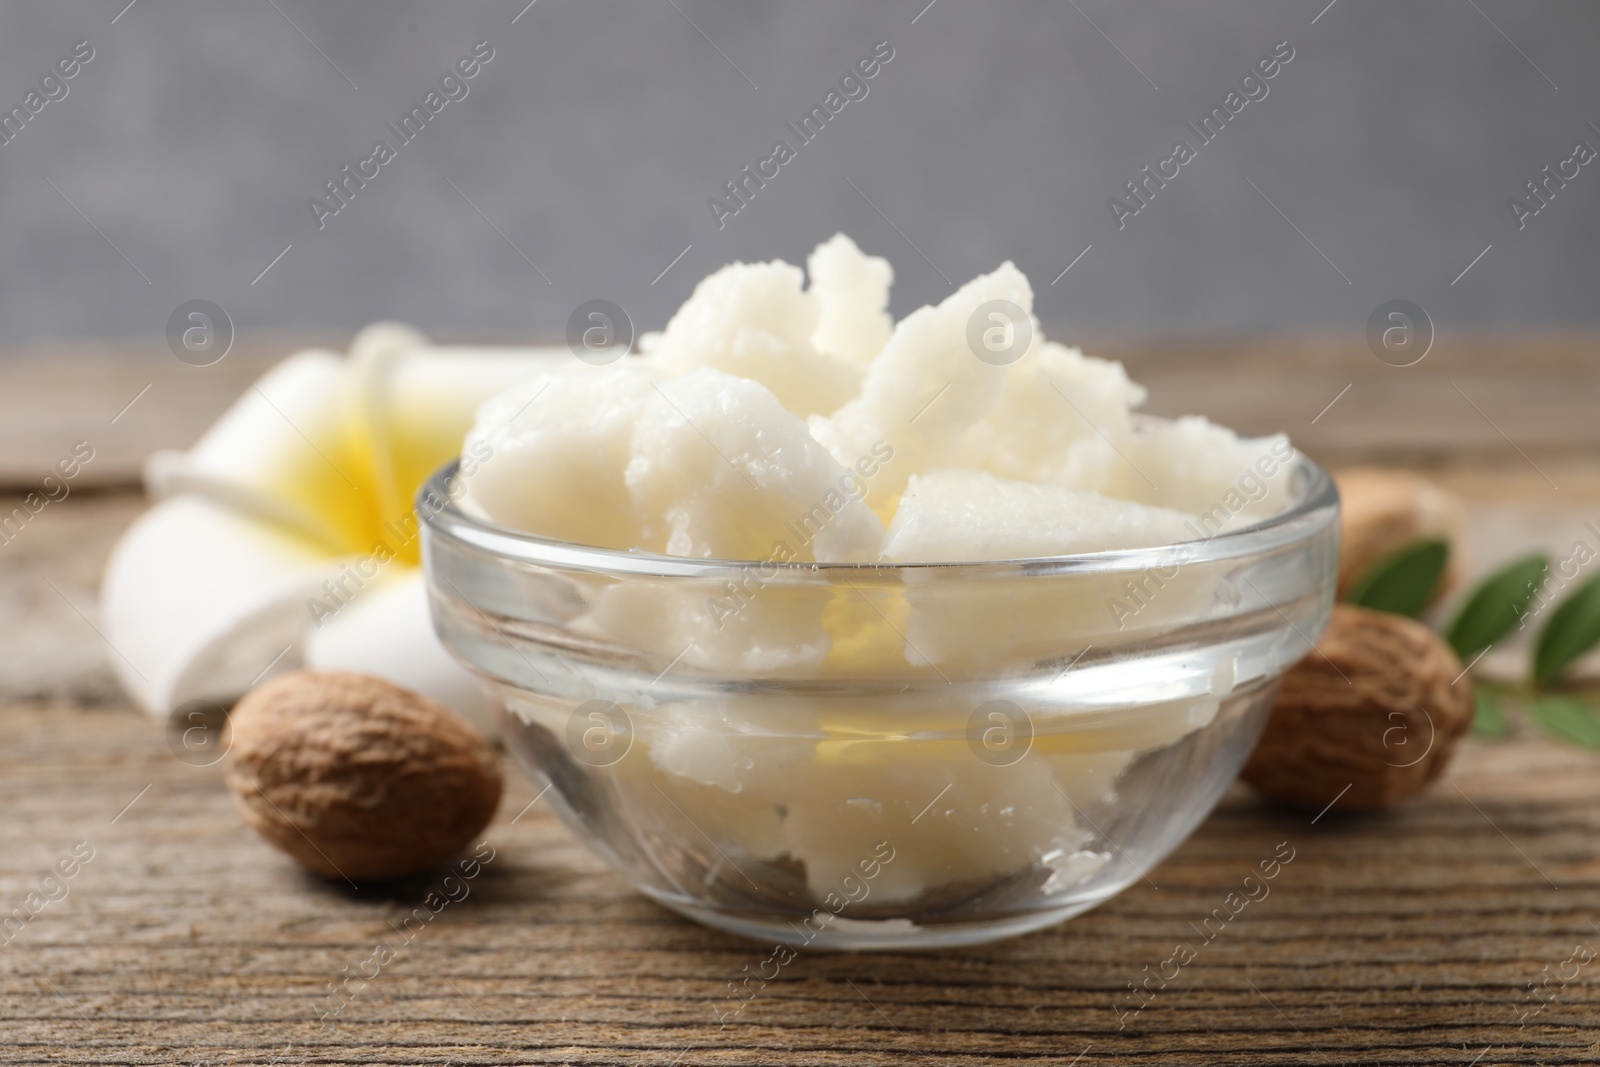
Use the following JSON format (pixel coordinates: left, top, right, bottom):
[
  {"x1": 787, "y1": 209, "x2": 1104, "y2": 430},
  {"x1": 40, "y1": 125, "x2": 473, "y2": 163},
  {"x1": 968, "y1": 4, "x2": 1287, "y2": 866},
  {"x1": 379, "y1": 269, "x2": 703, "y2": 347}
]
[{"x1": 422, "y1": 235, "x2": 1338, "y2": 949}]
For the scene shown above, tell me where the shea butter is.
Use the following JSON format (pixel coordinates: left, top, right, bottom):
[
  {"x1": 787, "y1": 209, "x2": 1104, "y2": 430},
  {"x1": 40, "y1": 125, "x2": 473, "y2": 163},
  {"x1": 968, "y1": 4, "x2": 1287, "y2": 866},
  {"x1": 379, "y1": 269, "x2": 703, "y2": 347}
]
[{"x1": 448, "y1": 235, "x2": 1311, "y2": 937}]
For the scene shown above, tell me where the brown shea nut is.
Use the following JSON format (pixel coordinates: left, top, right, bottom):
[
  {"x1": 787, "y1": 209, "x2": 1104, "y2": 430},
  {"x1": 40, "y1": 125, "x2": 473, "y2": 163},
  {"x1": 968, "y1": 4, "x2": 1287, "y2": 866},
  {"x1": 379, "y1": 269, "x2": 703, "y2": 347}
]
[
  {"x1": 1242, "y1": 604, "x2": 1473, "y2": 812},
  {"x1": 1334, "y1": 467, "x2": 1465, "y2": 603},
  {"x1": 226, "y1": 670, "x2": 502, "y2": 881}
]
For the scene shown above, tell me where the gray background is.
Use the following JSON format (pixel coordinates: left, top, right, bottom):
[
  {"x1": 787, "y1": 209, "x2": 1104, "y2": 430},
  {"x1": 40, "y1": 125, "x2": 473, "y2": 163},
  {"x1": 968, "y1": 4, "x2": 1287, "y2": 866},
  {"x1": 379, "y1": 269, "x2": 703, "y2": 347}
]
[{"x1": 3, "y1": 0, "x2": 1598, "y2": 349}]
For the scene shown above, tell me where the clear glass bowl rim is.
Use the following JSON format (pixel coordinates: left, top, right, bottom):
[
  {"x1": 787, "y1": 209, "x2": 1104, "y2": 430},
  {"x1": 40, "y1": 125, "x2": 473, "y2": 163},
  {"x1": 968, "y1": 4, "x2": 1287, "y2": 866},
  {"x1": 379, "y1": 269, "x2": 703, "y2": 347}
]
[{"x1": 419, "y1": 451, "x2": 1338, "y2": 583}]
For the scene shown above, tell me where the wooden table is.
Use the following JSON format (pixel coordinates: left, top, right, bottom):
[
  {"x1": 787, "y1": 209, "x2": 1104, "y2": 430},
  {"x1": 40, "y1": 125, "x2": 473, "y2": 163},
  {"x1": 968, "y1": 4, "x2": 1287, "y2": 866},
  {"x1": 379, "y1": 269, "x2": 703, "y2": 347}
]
[{"x1": 3, "y1": 338, "x2": 1598, "y2": 1065}]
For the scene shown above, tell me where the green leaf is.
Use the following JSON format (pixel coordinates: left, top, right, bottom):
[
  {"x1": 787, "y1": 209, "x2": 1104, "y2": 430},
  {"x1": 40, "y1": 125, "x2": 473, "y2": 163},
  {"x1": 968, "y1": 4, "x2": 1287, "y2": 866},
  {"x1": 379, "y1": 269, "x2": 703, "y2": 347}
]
[
  {"x1": 1344, "y1": 538, "x2": 1449, "y2": 618},
  {"x1": 1472, "y1": 683, "x2": 1509, "y2": 738},
  {"x1": 1526, "y1": 694, "x2": 1600, "y2": 749},
  {"x1": 1533, "y1": 574, "x2": 1600, "y2": 687},
  {"x1": 1443, "y1": 553, "x2": 1549, "y2": 660}
]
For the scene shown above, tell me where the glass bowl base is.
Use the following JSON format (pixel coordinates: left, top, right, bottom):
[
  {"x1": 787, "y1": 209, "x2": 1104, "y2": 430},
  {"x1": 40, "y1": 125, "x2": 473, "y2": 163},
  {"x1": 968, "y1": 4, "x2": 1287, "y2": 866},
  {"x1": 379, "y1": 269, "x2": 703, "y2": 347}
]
[{"x1": 645, "y1": 887, "x2": 1119, "y2": 951}]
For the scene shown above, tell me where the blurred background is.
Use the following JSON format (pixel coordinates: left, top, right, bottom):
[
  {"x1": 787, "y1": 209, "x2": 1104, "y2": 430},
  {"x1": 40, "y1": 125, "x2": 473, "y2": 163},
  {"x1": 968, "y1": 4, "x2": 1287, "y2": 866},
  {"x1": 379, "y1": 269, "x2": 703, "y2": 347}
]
[{"x1": 1, "y1": 0, "x2": 1597, "y2": 346}]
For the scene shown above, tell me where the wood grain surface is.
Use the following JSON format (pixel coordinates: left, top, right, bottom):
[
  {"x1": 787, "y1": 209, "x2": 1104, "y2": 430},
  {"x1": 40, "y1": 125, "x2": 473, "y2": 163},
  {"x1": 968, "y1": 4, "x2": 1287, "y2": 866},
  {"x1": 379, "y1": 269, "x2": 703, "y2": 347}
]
[
  {"x1": 2, "y1": 339, "x2": 1598, "y2": 1065},
  {"x1": 3, "y1": 702, "x2": 1596, "y2": 1065}
]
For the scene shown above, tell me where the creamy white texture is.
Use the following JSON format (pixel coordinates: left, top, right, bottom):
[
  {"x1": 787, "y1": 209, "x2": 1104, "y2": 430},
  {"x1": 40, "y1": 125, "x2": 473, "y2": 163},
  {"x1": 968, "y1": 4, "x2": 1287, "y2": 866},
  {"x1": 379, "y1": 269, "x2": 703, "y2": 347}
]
[
  {"x1": 461, "y1": 234, "x2": 1292, "y2": 560},
  {"x1": 806, "y1": 233, "x2": 894, "y2": 367},
  {"x1": 625, "y1": 368, "x2": 883, "y2": 563},
  {"x1": 644, "y1": 258, "x2": 859, "y2": 419},
  {"x1": 883, "y1": 469, "x2": 1199, "y2": 563},
  {"x1": 462, "y1": 236, "x2": 1297, "y2": 907}
]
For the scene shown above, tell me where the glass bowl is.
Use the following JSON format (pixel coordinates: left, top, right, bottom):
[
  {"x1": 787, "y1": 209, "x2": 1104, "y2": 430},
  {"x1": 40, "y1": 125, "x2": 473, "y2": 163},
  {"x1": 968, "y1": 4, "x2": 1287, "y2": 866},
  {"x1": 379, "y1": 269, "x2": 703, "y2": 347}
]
[{"x1": 420, "y1": 451, "x2": 1338, "y2": 950}]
